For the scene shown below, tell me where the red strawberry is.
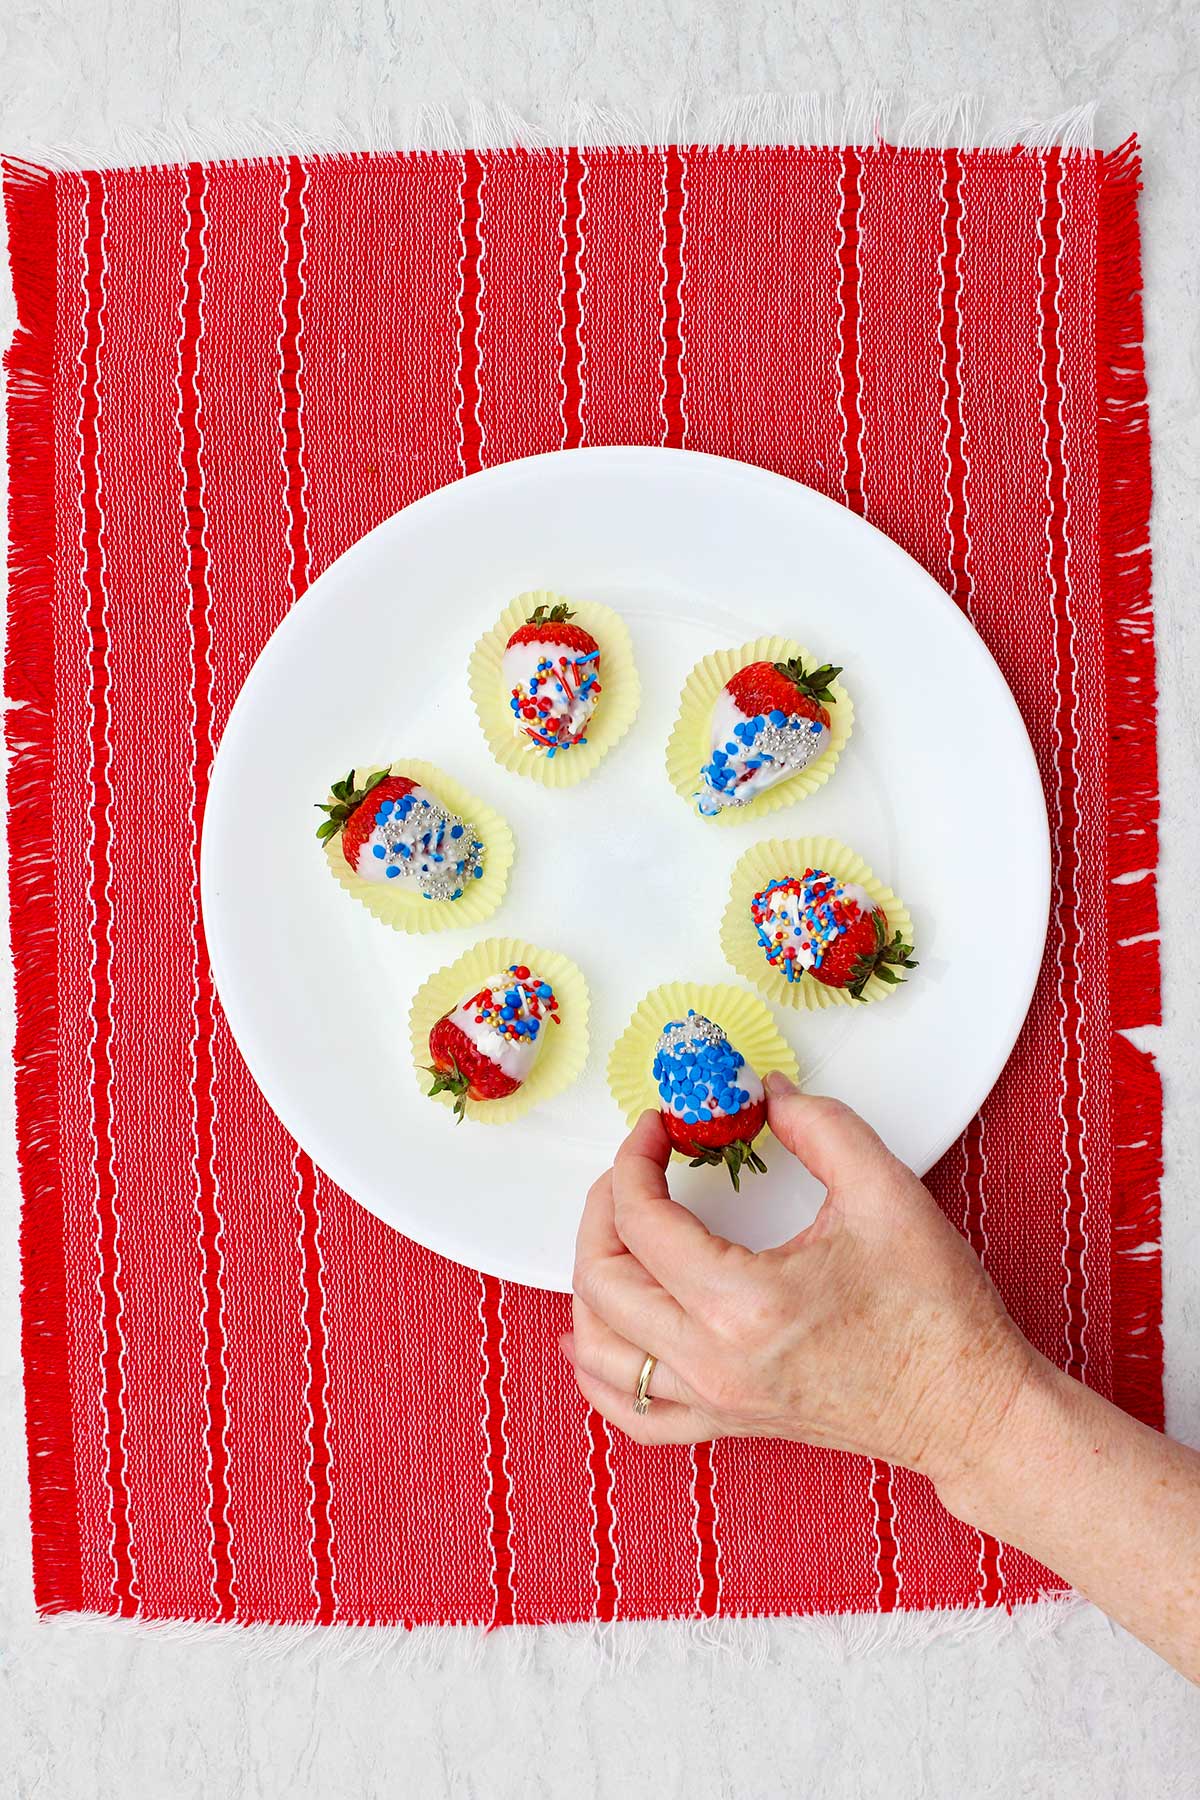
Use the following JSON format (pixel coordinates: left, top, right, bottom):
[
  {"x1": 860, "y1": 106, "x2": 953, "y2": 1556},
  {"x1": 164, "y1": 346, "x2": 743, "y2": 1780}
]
[
  {"x1": 505, "y1": 600, "x2": 599, "y2": 659},
  {"x1": 810, "y1": 901, "x2": 917, "y2": 1000},
  {"x1": 653, "y1": 1012, "x2": 769, "y2": 1190},
  {"x1": 725, "y1": 657, "x2": 841, "y2": 733},
  {"x1": 425, "y1": 1015, "x2": 520, "y2": 1121},
  {"x1": 661, "y1": 1099, "x2": 768, "y2": 1190},
  {"x1": 503, "y1": 599, "x2": 603, "y2": 756},
  {"x1": 315, "y1": 768, "x2": 417, "y2": 869}
]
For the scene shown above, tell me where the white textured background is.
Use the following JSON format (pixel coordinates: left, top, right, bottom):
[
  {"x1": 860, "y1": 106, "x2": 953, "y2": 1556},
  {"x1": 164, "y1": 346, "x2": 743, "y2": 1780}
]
[{"x1": 2, "y1": 3, "x2": 1199, "y2": 1795}]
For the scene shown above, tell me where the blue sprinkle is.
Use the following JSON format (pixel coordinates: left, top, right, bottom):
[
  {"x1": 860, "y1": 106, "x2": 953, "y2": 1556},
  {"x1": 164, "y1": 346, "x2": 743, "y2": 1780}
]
[
  {"x1": 377, "y1": 799, "x2": 394, "y2": 819},
  {"x1": 683, "y1": 1112, "x2": 698, "y2": 1126},
  {"x1": 658, "y1": 1083, "x2": 672, "y2": 1102},
  {"x1": 385, "y1": 866, "x2": 399, "y2": 880},
  {"x1": 372, "y1": 844, "x2": 386, "y2": 859},
  {"x1": 501, "y1": 1006, "x2": 516, "y2": 1019},
  {"x1": 450, "y1": 823, "x2": 463, "y2": 839},
  {"x1": 451, "y1": 888, "x2": 462, "y2": 900},
  {"x1": 769, "y1": 709, "x2": 786, "y2": 727},
  {"x1": 473, "y1": 867, "x2": 483, "y2": 879},
  {"x1": 809, "y1": 721, "x2": 822, "y2": 735},
  {"x1": 698, "y1": 1108, "x2": 712, "y2": 1122}
]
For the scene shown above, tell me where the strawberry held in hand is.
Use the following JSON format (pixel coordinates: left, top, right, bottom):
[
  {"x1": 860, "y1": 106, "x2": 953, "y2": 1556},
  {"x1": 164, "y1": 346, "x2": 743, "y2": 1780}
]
[
  {"x1": 503, "y1": 600, "x2": 601, "y2": 756},
  {"x1": 316, "y1": 768, "x2": 484, "y2": 902},
  {"x1": 698, "y1": 656, "x2": 841, "y2": 815},
  {"x1": 425, "y1": 965, "x2": 561, "y2": 1119},
  {"x1": 653, "y1": 1011, "x2": 768, "y2": 1190},
  {"x1": 751, "y1": 869, "x2": 917, "y2": 999}
]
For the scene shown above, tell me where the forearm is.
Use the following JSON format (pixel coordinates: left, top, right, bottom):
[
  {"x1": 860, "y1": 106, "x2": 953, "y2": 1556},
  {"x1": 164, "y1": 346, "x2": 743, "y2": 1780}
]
[{"x1": 937, "y1": 1355, "x2": 1200, "y2": 1684}]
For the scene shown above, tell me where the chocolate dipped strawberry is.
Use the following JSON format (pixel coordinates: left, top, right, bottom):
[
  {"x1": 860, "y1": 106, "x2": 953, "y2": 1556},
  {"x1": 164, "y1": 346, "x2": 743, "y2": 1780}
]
[
  {"x1": 652, "y1": 1011, "x2": 767, "y2": 1190},
  {"x1": 425, "y1": 964, "x2": 560, "y2": 1119},
  {"x1": 316, "y1": 767, "x2": 484, "y2": 902},
  {"x1": 751, "y1": 869, "x2": 916, "y2": 999},
  {"x1": 503, "y1": 600, "x2": 601, "y2": 756},
  {"x1": 697, "y1": 656, "x2": 841, "y2": 816}
]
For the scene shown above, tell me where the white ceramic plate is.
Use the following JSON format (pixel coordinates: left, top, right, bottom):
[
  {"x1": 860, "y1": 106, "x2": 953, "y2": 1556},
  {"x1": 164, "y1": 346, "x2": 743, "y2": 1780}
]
[{"x1": 202, "y1": 448, "x2": 1049, "y2": 1292}]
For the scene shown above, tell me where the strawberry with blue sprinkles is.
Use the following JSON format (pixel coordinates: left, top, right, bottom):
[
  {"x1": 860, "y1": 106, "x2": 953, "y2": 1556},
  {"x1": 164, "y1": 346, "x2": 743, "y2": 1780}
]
[
  {"x1": 425, "y1": 965, "x2": 560, "y2": 1118},
  {"x1": 316, "y1": 767, "x2": 485, "y2": 902},
  {"x1": 502, "y1": 600, "x2": 601, "y2": 757},
  {"x1": 751, "y1": 869, "x2": 917, "y2": 999},
  {"x1": 653, "y1": 1011, "x2": 768, "y2": 1189},
  {"x1": 697, "y1": 655, "x2": 841, "y2": 815}
]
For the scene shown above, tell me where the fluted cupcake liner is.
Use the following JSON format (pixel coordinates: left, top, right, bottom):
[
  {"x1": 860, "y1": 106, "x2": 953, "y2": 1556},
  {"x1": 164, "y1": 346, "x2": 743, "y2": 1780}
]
[
  {"x1": 721, "y1": 835, "x2": 915, "y2": 1010},
  {"x1": 322, "y1": 758, "x2": 514, "y2": 934},
  {"x1": 409, "y1": 936, "x2": 590, "y2": 1124},
  {"x1": 665, "y1": 636, "x2": 853, "y2": 825},
  {"x1": 469, "y1": 590, "x2": 640, "y2": 788}
]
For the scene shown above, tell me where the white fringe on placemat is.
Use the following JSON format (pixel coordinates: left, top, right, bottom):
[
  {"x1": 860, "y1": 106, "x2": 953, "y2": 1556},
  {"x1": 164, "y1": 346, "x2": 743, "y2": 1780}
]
[
  {"x1": 30, "y1": 1589, "x2": 1088, "y2": 1670},
  {"x1": 11, "y1": 96, "x2": 1100, "y2": 173}
]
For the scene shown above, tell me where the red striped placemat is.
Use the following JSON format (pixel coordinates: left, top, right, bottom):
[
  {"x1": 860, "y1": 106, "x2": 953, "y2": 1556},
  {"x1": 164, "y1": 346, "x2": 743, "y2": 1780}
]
[{"x1": 5, "y1": 135, "x2": 1158, "y2": 1625}]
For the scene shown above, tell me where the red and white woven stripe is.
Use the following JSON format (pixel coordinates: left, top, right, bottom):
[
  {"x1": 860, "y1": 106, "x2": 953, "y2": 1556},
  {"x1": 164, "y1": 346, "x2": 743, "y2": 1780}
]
[{"x1": 5, "y1": 138, "x2": 1160, "y2": 1626}]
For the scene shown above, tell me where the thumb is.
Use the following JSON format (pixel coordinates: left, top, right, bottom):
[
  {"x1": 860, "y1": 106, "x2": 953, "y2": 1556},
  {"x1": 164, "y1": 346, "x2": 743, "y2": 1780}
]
[{"x1": 763, "y1": 1073, "x2": 899, "y2": 1192}]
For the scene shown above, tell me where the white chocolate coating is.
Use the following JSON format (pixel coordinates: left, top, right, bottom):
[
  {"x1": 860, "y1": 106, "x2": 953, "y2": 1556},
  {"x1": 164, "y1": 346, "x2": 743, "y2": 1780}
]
[
  {"x1": 353, "y1": 783, "x2": 483, "y2": 901},
  {"x1": 503, "y1": 637, "x2": 601, "y2": 752},
  {"x1": 697, "y1": 690, "x2": 831, "y2": 815}
]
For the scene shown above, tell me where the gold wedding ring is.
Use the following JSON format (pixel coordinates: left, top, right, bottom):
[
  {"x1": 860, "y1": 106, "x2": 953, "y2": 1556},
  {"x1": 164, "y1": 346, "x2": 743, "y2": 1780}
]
[{"x1": 633, "y1": 1352, "x2": 657, "y2": 1416}]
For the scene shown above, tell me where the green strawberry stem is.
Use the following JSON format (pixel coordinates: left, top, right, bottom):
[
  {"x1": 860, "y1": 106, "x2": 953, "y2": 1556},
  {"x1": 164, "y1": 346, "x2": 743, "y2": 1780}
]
[
  {"x1": 314, "y1": 766, "x2": 391, "y2": 841},
  {"x1": 526, "y1": 601, "x2": 575, "y2": 628},
  {"x1": 686, "y1": 1139, "x2": 768, "y2": 1192},
  {"x1": 848, "y1": 912, "x2": 919, "y2": 1002},
  {"x1": 771, "y1": 656, "x2": 843, "y2": 705},
  {"x1": 423, "y1": 1057, "x2": 469, "y2": 1123}
]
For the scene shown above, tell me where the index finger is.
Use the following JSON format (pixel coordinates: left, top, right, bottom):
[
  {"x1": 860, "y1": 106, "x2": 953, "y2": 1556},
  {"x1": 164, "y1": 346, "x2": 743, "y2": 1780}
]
[
  {"x1": 612, "y1": 1111, "x2": 733, "y2": 1310},
  {"x1": 576, "y1": 1168, "x2": 624, "y2": 1263}
]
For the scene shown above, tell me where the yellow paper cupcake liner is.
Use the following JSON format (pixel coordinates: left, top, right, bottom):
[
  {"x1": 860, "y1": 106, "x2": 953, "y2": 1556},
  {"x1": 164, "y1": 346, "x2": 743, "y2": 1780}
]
[
  {"x1": 322, "y1": 759, "x2": 515, "y2": 935},
  {"x1": 665, "y1": 637, "x2": 853, "y2": 825},
  {"x1": 409, "y1": 936, "x2": 590, "y2": 1125},
  {"x1": 469, "y1": 590, "x2": 641, "y2": 788},
  {"x1": 606, "y1": 981, "x2": 800, "y2": 1157},
  {"x1": 721, "y1": 836, "x2": 915, "y2": 1010}
]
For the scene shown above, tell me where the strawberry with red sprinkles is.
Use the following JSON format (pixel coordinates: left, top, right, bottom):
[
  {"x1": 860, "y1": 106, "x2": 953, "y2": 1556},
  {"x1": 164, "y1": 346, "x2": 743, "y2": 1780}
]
[
  {"x1": 751, "y1": 869, "x2": 917, "y2": 1000},
  {"x1": 502, "y1": 600, "x2": 601, "y2": 756},
  {"x1": 425, "y1": 965, "x2": 561, "y2": 1119}
]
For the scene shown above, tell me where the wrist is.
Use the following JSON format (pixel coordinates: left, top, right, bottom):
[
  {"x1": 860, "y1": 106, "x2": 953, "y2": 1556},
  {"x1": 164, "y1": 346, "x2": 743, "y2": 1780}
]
[{"x1": 932, "y1": 1347, "x2": 1082, "y2": 1537}]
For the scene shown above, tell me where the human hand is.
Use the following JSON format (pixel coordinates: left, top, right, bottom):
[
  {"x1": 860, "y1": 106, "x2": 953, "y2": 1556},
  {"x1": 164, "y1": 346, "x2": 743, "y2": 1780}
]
[{"x1": 564, "y1": 1074, "x2": 1040, "y2": 1501}]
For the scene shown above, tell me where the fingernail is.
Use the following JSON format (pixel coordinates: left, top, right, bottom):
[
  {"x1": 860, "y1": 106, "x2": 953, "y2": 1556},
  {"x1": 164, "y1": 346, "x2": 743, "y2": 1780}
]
[
  {"x1": 558, "y1": 1332, "x2": 575, "y2": 1363},
  {"x1": 765, "y1": 1070, "x2": 798, "y2": 1097}
]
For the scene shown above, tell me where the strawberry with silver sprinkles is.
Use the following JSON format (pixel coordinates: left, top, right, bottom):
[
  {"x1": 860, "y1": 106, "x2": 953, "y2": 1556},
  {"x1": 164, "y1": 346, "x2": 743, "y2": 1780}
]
[
  {"x1": 653, "y1": 1011, "x2": 767, "y2": 1190},
  {"x1": 697, "y1": 656, "x2": 841, "y2": 816},
  {"x1": 503, "y1": 600, "x2": 601, "y2": 756},
  {"x1": 751, "y1": 869, "x2": 917, "y2": 999},
  {"x1": 317, "y1": 768, "x2": 484, "y2": 902},
  {"x1": 425, "y1": 965, "x2": 560, "y2": 1119}
]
